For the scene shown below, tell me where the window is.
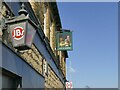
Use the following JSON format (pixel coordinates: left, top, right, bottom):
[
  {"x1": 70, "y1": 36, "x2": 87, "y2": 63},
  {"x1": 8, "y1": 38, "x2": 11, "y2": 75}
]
[{"x1": 1, "y1": 68, "x2": 22, "y2": 89}]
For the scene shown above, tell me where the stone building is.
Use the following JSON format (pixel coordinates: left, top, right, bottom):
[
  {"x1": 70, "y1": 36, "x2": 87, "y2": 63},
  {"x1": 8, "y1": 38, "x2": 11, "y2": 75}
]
[{"x1": 0, "y1": 1, "x2": 68, "y2": 89}]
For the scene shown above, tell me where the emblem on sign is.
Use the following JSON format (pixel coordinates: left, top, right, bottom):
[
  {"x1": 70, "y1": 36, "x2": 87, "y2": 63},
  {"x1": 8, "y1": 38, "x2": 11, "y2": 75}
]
[{"x1": 12, "y1": 26, "x2": 24, "y2": 40}]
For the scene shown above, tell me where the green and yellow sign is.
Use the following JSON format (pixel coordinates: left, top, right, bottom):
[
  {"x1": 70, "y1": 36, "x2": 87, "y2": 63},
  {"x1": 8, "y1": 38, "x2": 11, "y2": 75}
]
[{"x1": 56, "y1": 31, "x2": 73, "y2": 51}]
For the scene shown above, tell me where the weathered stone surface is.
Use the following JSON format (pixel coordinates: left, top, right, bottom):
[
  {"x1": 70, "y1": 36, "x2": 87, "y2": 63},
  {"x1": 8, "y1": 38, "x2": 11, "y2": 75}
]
[
  {"x1": 29, "y1": 1, "x2": 44, "y2": 30},
  {"x1": 44, "y1": 63, "x2": 64, "y2": 88},
  {"x1": 20, "y1": 44, "x2": 43, "y2": 75}
]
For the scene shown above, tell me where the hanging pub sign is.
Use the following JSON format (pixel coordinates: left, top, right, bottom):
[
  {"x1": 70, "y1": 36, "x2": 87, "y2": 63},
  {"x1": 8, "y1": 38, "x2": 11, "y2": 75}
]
[
  {"x1": 5, "y1": 3, "x2": 37, "y2": 50},
  {"x1": 56, "y1": 30, "x2": 73, "y2": 51}
]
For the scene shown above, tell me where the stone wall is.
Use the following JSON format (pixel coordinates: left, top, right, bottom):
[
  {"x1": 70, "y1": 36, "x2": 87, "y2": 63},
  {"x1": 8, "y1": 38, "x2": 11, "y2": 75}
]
[
  {"x1": 1, "y1": 3, "x2": 13, "y2": 47},
  {"x1": 29, "y1": 2, "x2": 44, "y2": 30},
  {"x1": 59, "y1": 51, "x2": 66, "y2": 77},
  {"x1": 45, "y1": 63, "x2": 64, "y2": 88},
  {"x1": 29, "y1": 2, "x2": 66, "y2": 88},
  {"x1": 20, "y1": 44, "x2": 43, "y2": 75},
  {"x1": 1, "y1": 1, "x2": 67, "y2": 88}
]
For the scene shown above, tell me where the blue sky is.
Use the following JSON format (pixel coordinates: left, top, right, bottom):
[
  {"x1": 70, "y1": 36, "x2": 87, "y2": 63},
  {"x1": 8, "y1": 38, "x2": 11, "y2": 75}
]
[{"x1": 57, "y1": 2, "x2": 118, "y2": 88}]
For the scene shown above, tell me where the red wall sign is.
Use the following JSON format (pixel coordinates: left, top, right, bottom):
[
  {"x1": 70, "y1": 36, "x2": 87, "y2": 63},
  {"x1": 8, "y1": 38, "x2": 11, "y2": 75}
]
[
  {"x1": 12, "y1": 26, "x2": 24, "y2": 40},
  {"x1": 66, "y1": 81, "x2": 73, "y2": 88}
]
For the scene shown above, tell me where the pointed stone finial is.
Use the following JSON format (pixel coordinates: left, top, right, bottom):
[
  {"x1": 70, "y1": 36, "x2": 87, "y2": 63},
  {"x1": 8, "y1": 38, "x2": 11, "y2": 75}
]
[{"x1": 18, "y1": 3, "x2": 28, "y2": 16}]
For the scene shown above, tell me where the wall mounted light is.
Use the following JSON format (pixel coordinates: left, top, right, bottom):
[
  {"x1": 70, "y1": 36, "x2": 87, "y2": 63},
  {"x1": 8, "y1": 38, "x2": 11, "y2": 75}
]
[{"x1": 6, "y1": 3, "x2": 37, "y2": 50}]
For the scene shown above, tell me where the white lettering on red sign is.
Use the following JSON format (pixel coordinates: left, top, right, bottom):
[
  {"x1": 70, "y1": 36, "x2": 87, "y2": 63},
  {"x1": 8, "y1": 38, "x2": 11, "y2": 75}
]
[
  {"x1": 66, "y1": 82, "x2": 73, "y2": 88},
  {"x1": 12, "y1": 26, "x2": 24, "y2": 40}
]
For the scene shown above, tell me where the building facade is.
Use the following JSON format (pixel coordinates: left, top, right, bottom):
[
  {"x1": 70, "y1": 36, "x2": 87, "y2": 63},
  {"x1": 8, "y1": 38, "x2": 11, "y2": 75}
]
[{"x1": 0, "y1": 0, "x2": 68, "y2": 89}]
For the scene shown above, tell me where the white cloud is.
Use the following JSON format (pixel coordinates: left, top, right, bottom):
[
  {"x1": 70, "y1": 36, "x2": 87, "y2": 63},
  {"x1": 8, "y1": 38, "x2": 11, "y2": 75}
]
[{"x1": 67, "y1": 67, "x2": 76, "y2": 73}]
